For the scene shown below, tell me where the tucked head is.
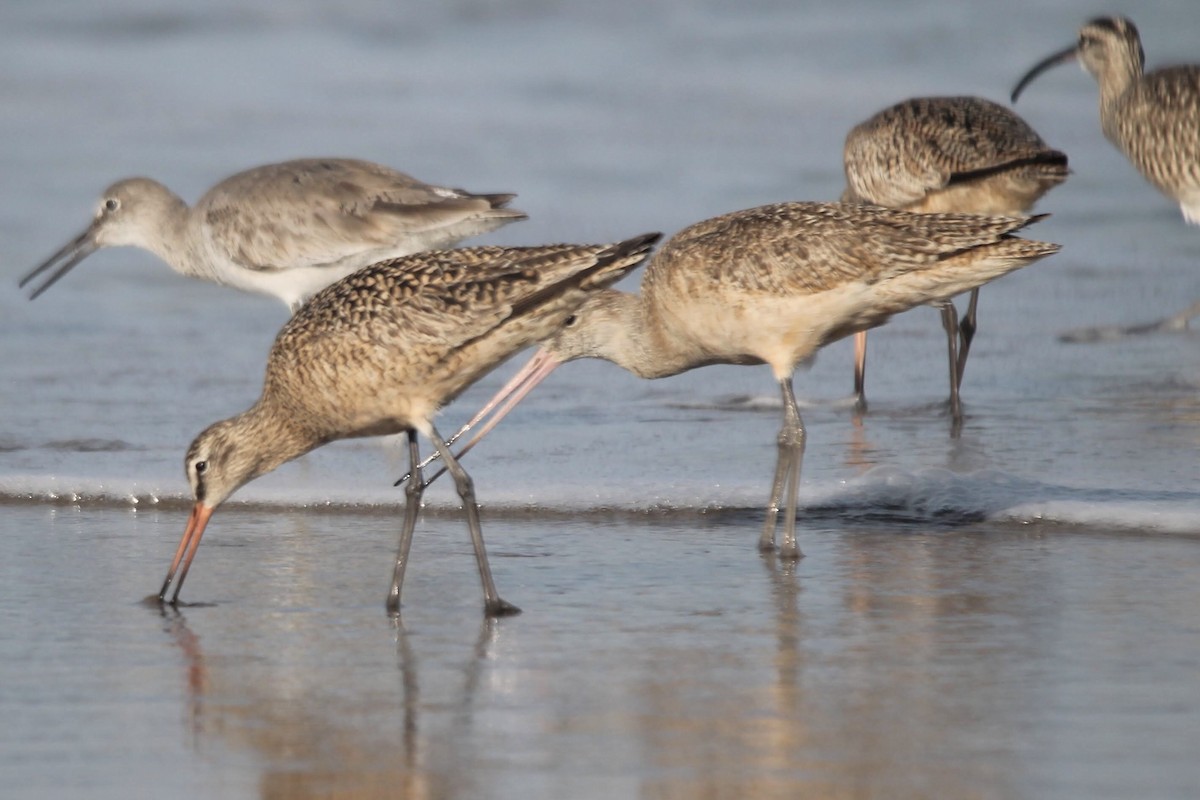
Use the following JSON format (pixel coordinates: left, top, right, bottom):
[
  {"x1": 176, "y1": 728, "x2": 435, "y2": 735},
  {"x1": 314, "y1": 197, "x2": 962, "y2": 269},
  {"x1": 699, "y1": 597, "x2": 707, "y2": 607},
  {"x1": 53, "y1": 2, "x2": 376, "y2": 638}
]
[{"x1": 20, "y1": 177, "x2": 183, "y2": 300}]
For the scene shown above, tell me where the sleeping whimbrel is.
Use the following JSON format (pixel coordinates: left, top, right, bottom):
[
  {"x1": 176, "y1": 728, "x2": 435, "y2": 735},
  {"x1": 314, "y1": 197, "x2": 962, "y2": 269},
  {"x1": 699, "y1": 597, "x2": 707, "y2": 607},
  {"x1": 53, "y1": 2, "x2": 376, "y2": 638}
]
[{"x1": 841, "y1": 96, "x2": 1067, "y2": 418}]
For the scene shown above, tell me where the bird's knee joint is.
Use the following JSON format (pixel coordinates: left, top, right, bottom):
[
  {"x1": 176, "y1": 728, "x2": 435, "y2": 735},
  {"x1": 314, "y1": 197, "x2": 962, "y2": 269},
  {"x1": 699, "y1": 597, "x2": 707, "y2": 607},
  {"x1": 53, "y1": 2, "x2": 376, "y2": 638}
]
[
  {"x1": 452, "y1": 472, "x2": 475, "y2": 497},
  {"x1": 776, "y1": 428, "x2": 806, "y2": 448}
]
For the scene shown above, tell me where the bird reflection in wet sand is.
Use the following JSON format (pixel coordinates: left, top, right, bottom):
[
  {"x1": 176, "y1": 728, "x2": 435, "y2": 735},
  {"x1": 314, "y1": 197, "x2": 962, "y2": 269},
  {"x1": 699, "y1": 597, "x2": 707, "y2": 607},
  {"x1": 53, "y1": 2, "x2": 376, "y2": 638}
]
[
  {"x1": 155, "y1": 233, "x2": 661, "y2": 617},
  {"x1": 156, "y1": 605, "x2": 501, "y2": 798},
  {"x1": 424, "y1": 202, "x2": 1060, "y2": 559}
]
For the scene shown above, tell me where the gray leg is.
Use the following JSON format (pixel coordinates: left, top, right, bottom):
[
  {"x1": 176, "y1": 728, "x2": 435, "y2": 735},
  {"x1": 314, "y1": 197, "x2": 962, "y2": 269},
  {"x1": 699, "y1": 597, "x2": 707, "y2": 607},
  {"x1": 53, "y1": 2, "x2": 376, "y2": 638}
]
[
  {"x1": 759, "y1": 378, "x2": 806, "y2": 560},
  {"x1": 956, "y1": 289, "x2": 979, "y2": 386},
  {"x1": 426, "y1": 422, "x2": 521, "y2": 618},
  {"x1": 853, "y1": 330, "x2": 868, "y2": 414},
  {"x1": 777, "y1": 379, "x2": 807, "y2": 560},
  {"x1": 940, "y1": 304, "x2": 963, "y2": 426},
  {"x1": 387, "y1": 430, "x2": 423, "y2": 614}
]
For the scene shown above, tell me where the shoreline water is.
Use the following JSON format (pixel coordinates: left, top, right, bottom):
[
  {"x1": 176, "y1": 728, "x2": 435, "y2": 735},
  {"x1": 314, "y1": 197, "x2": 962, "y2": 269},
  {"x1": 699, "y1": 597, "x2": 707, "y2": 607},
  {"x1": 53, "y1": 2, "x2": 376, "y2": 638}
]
[{"x1": 3, "y1": 0, "x2": 1200, "y2": 796}]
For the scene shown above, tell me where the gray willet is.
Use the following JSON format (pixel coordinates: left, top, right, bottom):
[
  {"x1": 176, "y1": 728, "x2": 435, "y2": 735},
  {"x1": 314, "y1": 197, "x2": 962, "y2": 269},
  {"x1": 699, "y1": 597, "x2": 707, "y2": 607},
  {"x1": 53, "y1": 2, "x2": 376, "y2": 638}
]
[
  {"x1": 424, "y1": 202, "x2": 1059, "y2": 560},
  {"x1": 20, "y1": 158, "x2": 527, "y2": 312},
  {"x1": 155, "y1": 232, "x2": 661, "y2": 617},
  {"x1": 842, "y1": 97, "x2": 1068, "y2": 419},
  {"x1": 1013, "y1": 16, "x2": 1200, "y2": 334}
]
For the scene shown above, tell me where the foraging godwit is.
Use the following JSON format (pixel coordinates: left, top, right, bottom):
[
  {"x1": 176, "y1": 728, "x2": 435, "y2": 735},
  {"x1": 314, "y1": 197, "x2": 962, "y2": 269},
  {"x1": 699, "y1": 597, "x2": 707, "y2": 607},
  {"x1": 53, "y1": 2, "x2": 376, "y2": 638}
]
[
  {"x1": 842, "y1": 96, "x2": 1068, "y2": 418},
  {"x1": 429, "y1": 202, "x2": 1059, "y2": 559},
  {"x1": 20, "y1": 158, "x2": 527, "y2": 311},
  {"x1": 157, "y1": 232, "x2": 661, "y2": 617}
]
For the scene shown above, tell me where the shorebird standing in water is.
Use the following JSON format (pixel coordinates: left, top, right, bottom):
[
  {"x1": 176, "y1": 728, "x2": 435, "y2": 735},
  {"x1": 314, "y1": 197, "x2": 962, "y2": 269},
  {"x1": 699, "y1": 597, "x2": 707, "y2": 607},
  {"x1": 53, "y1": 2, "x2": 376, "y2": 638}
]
[
  {"x1": 1013, "y1": 16, "x2": 1200, "y2": 333},
  {"x1": 420, "y1": 202, "x2": 1060, "y2": 560},
  {"x1": 156, "y1": 232, "x2": 661, "y2": 617},
  {"x1": 841, "y1": 96, "x2": 1068, "y2": 419},
  {"x1": 20, "y1": 158, "x2": 527, "y2": 312}
]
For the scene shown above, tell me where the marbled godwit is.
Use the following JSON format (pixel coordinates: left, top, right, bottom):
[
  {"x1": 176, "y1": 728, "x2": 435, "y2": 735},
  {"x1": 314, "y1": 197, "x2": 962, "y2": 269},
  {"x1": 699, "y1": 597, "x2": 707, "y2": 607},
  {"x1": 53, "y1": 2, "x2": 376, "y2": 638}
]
[
  {"x1": 428, "y1": 202, "x2": 1060, "y2": 559},
  {"x1": 842, "y1": 96, "x2": 1068, "y2": 418},
  {"x1": 156, "y1": 232, "x2": 661, "y2": 617},
  {"x1": 20, "y1": 158, "x2": 527, "y2": 312},
  {"x1": 1013, "y1": 16, "x2": 1200, "y2": 332}
]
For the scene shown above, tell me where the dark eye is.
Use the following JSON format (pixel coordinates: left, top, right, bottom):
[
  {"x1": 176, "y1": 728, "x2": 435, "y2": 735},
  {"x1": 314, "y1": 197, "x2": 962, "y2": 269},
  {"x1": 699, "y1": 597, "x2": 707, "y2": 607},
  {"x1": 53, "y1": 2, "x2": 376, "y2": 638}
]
[
  {"x1": 195, "y1": 460, "x2": 208, "y2": 476},
  {"x1": 563, "y1": 314, "x2": 577, "y2": 327},
  {"x1": 104, "y1": 198, "x2": 119, "y2": 212}
]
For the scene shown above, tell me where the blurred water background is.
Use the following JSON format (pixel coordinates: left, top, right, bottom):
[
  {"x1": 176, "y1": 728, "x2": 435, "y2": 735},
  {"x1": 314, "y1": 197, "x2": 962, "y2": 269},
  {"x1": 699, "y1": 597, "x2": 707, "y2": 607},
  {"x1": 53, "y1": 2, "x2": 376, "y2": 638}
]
[{"x1": 1, "y1": 1, "x2": 1198, "y2": 798}]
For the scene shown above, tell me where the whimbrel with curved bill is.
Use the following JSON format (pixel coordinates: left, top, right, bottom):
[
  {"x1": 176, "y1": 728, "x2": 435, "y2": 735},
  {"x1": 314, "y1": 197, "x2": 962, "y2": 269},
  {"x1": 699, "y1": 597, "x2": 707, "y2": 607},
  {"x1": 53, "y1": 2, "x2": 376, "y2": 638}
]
[
  {"x1": 1013, "y1": 16, "x2": 1199, "y2": 223},
  {"x1": 842, "y1": 96, "x2": 1068, "y2": 419},
  {"x1": 1013, "y1": 16, "x2": 1200, "y2": 334}
]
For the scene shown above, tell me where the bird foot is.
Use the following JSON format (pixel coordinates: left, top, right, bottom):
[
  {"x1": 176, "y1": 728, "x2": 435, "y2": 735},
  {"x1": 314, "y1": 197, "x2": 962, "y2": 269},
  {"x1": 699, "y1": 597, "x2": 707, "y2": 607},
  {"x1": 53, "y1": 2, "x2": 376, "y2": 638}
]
[
  {"x1": 778, "y1": 544, "x2": 805, "y2": 561},
  {"x1": 385, "y1": 592, "x2": 402, "y2": 616},
  {"x1": 485, "y1": 598, "x2": 522, "y2": 617}
]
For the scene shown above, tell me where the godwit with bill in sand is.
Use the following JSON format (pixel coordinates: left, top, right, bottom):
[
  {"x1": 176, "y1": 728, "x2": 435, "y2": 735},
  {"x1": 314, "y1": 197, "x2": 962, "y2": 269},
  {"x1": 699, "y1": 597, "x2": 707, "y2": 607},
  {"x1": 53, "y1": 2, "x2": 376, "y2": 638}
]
[
  {"x1": 841, "y1": 96, "x2": 1068, "y2": 419},
  {"x1": 423, "y1": 202, "x2": 1059, "y2": 559},
  {"x1": 1013, "y1": 16, "x2": 1200, "y2": 334},
  {"x1": 20, "y1": 158, "x2": 527, "y2": 312},
  {"x1": 156, "y1": 232, "x2": 661, "y2": 617}
]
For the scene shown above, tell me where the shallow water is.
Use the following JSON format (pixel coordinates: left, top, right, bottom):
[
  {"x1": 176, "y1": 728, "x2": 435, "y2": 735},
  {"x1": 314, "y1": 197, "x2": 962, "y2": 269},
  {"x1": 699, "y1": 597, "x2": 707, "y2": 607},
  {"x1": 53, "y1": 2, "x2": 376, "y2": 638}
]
[
  {"x1": 3, "y1": 505, "x2": 1199, "y2": 799},
  {"x1": 2, "y1": 0, "x2": 1200, "y2": 797}
]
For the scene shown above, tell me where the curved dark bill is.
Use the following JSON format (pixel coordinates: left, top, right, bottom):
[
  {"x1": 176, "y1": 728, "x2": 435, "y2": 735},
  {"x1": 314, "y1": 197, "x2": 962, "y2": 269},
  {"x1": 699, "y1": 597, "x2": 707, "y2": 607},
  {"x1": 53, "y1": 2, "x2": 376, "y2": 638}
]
[
  {"x1": 18, "y1": 224, "x2": 100, "y2": 300},
  {"x1": 1011, "y1": 45, "x2": 1079, "y2": 103}
]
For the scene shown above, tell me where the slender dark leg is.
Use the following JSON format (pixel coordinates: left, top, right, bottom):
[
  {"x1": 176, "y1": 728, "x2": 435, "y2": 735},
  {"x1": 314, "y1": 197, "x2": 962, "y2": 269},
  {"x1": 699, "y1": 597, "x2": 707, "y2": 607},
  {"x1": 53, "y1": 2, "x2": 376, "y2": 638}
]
[
  {"x1": 852, "y1": 330, "x2": 868, "y2": 414},
  {"x1": 426, "y1": 422, "x2": 520, "y2": 617},
  {"x1": 387, "y1": 430, "x2": 423, "y2": 614},
  {"x1": 940, "y1": 303, "x2": 963, "y2": 428},
  {"x1": 759, "y1": 377, "x2": 806, "y2": 560},
  {"x1": 777, "y1": 379, "x2": 807, "y2": 560},
  {"x1": 956, "y1": 288, "x2": 979, "y2": 387}
]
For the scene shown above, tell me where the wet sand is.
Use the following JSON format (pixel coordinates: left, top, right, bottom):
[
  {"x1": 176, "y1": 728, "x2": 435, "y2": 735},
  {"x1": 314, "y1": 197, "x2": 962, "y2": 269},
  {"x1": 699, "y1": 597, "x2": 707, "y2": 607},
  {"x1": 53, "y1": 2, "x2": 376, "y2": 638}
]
[{"x1": 3, "y1": 503, "x2": 1198, "y2": 799}]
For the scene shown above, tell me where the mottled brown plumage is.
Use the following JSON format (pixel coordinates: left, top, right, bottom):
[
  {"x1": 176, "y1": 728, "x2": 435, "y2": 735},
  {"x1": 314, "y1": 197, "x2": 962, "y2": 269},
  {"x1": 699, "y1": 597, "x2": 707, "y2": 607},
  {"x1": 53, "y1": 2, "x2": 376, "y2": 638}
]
[
  {"x1": 1013, "y1": 16, "x2": 1200, "y2": 224},
  {"x1": 841, "y1": 96, "x2": 1068, "y2": 418},
  {"x1": 157, "y1": 232, "x2": 662, "y2": 617},
  {"x1": 20, "y1": 158, "x2": 527, "y2": 310},
  {"x1": 445, "y1": 202, "x2": 1060, "y2": 560},
  {"x1": 842, "y1": 96, "x2": 1068, "y2": 212}
]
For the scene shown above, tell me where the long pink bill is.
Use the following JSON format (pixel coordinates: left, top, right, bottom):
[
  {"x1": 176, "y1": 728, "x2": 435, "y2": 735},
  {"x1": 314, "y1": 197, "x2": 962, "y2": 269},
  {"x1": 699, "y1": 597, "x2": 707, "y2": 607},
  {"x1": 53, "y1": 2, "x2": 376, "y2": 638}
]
[
  {"x1": 403, "y1": 347, "x2": 564, "y2": 489},
  {"x1": 157, "y1": 503, "x2": 215, "y2": 605}
]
